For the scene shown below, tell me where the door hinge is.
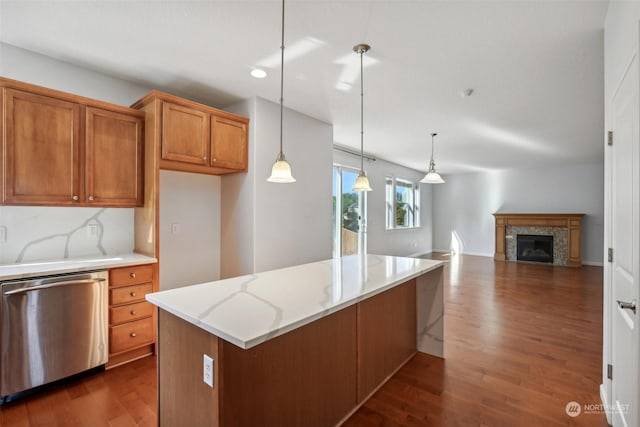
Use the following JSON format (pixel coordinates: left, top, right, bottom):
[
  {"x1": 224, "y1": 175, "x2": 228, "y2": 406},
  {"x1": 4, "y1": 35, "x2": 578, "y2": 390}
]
[
  {"x1": 607, "y1": 131, "x2": 613, "y2": 146},
  {"x1": 607, "y1": 363, "x2": 613, "y2": 380},
  {"x1": 608, "y1": 248, "x2": 613, "y2": 263}
]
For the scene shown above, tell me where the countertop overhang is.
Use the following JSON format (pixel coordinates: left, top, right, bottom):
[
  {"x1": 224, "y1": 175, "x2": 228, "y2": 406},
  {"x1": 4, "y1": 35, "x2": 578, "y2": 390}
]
[
  {"x1": 0, "y1": 253, "x2": 157, "y2": 281},
  {"x1": 146, "y1": 254, "x2": 444, "y2": 349}
]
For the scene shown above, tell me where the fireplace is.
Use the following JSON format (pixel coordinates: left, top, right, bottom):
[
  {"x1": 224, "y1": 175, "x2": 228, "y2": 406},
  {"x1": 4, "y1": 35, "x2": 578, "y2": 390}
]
[
  {"x1": 517, "y1": 234, "x2": 554, "y2": 263},
  {"x1": 493, "y1": 213, "x2": 584, "y2": 267}
]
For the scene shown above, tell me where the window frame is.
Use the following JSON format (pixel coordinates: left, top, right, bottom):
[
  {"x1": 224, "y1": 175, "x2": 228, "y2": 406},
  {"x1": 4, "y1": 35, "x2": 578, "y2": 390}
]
[{"x1": 385, "y1": 175, "x2": 421, "y2": 230}]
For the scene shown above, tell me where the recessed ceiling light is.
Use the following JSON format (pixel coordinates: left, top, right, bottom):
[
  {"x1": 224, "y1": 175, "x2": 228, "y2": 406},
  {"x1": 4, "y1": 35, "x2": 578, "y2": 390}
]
[{"x1": 251, "y1": 68, "x2": 267, "y2": 79}]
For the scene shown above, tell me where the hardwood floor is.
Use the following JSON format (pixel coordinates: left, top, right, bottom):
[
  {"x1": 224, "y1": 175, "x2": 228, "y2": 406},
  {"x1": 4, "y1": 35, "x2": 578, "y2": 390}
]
[
  {"x1": 0, "y1": 356, "x2": 156, "y2": 426},
  {"x1": 344, "y1": 254, "x2": 607, "y2": 426},
  {"x1": 0, "y1": 254, "x2": 607, "y2": 426}
]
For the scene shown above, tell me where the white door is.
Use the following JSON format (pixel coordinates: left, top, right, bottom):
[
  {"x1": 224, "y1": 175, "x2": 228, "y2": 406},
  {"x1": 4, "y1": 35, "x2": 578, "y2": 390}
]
[{"x1": 610, "y1": 50, "x2": 639, "y2": 427}]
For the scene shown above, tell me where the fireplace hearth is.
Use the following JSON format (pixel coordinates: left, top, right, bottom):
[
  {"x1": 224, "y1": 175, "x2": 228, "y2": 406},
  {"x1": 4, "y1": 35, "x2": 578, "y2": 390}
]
[{"x1": 517, "y1": 234, "x2": 553, "y2": 263}]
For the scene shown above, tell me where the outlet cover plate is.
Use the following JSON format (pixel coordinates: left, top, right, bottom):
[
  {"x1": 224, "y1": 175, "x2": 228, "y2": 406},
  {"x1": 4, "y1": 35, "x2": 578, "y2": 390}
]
[{"x1": 203, "y1": 354, "x2": 214, "y2": 388}]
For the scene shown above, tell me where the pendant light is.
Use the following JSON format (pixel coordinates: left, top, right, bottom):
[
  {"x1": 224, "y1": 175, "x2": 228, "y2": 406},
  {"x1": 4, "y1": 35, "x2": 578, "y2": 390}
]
[
  {"x1": 421, "y1": 132, "x2": 445, "y2": 184},
  {"x1": 267, "y1": 0, "x2": 296, "y2": 183},
  {"x1": 352, "y1": 44, "x2": 372, "y2": 192}
]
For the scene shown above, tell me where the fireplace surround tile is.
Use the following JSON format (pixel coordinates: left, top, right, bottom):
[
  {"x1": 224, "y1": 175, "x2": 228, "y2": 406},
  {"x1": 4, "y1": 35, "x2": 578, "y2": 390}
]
[{"x1": 506, "y1": 226, "x2": 568, "y2": 266}]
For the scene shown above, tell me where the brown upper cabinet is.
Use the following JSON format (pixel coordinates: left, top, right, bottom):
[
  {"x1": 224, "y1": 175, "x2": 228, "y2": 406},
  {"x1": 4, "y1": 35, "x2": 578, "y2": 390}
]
[
  {"x1": 85, "y1": 107, "x2": 144, "y2": 206},
  {"x1": 132, "y1": 91, "x2": 248, "y2": 175},
  {"x1": 162, "y1": 102, "x2": 209, "y2": 166},
  {"x1": 1, "y1": 78, "x2": 144, "y2": 207},
  {"x1": 211, "y1": 116, "x2": 247, "y2": 170}
]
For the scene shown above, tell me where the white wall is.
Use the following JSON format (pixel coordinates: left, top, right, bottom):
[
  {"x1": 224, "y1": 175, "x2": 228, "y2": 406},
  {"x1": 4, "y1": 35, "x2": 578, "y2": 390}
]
[
  {"x1": 0, "y1": 43, "x2": 150, "y2": 106},
  {"x1": 220, "y1": 98, "x2": 257, "y2": 279},
  {"x1": 432, "y1": 162, "x2": 604, "y2": 264},
  {"x1": 222, "y1": 97, "x2": 333, "y2": 277},
  {"x1": 602, "y1": 1, "x2": 640, "y2": 415},
  {"x1": 0, "y1": 43, "x2": 152, "y2": 264},
  {"x1": 159, "y1": 170, "x2": 221, "y2": 290},
  {"x1": 333, "y1": 150, "x2": 433, "y2": 257}
]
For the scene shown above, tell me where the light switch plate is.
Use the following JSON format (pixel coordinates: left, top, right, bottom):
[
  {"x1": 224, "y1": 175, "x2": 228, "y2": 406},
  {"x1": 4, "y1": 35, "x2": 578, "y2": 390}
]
[
  {"x1": 0, "y1": 226, "x2": 6, "y2": 243},
  {"x1": 171, "y1": 223, "x2": 180, "y2": 234}
]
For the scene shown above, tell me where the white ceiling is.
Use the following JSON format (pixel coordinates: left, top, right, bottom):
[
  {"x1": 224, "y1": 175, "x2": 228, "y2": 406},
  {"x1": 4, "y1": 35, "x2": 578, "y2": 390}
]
[{"x1": 0, "y1": 0, "x2": 608, "y2": 174}]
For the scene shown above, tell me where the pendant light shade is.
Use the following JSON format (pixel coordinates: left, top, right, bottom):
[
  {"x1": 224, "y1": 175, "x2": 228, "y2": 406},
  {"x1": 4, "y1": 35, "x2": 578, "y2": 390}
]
[
  {"x1": 421, "y1": 132, "x2": 445, "y2": 184},
  {"x1": 352, "y1": 44, "x2": 372, "y2": 192},
  {"x1": 267, "y1": 0, "x2": 296, "y2": 184},
  {"x1": 353, "y1": 170, "x2": 373, "y2": 191},
  {"x1": 267, "y1": 153, "x2": 296, "y2": 183}
]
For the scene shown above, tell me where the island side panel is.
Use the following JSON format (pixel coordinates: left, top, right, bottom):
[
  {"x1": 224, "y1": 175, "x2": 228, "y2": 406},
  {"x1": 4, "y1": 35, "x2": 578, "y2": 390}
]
[
  {"x1": 416, "y1": 267, "x2": 444, "y2": 357},
  {"x1": 220, "y1": 305, "x2": 357, "y2": 427},
  {"x1": 356, "y1": 279, "x2": 417, "y2": 403},
  {"x1": 158, "y1": 310, "x2": 220, "y2": 426}
]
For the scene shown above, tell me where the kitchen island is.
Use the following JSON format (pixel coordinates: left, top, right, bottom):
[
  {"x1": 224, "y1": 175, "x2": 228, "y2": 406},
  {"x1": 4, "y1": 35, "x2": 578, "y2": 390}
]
[{"x1": 146, "y1": 254, "x2": 444, "y2": 426}]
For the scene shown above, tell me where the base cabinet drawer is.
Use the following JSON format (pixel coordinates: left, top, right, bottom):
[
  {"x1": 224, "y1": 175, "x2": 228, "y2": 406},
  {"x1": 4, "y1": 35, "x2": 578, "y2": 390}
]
[
  {"x1": 110, "y1": 301, "x2": 154, "y2": 325},
  {"x1": 110, "y1": 317, "x2": 154, "y2": 354},
  {"x1": 110, "y1": 283, "x2": 153, "y2": 306},
  {"x1": 110, "y1": 265, "x2": 154, "y2": 287}
]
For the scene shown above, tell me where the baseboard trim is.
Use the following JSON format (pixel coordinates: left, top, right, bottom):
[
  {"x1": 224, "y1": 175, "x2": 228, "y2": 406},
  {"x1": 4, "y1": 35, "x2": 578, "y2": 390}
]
[
  {"x1": 432, "y1": 249, "x2": 494, "y2": 258},
  {"x1": 583, "y1": 261, "x2": 604, "y2": 267},
  {"x1": 432, "y1": 248, "x2": 452, "y2": 254},
  {"x1": 408, "y1": 251, "x2": 430, "y2": 258},
  {"x1": 460, "y1": 251, "x2": 493, "y2": 258}
]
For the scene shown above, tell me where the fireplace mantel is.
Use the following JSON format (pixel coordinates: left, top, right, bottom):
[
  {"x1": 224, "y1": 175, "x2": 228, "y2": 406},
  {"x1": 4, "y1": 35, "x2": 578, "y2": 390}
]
[{"x1": 492, "y1": 213, "x2": 585, "y2": 267}]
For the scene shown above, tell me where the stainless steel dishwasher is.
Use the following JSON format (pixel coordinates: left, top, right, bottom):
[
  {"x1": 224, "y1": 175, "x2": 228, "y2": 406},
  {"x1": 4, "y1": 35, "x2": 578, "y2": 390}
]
[{"x1": 0, "y1": 270, "x2": 108, "y2": 398}]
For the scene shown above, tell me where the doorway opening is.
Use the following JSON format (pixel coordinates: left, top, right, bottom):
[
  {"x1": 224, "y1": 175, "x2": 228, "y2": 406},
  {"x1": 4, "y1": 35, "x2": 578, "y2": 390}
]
[{"x1": 333, "y1": 165, "x2": 367, "y2": 257}]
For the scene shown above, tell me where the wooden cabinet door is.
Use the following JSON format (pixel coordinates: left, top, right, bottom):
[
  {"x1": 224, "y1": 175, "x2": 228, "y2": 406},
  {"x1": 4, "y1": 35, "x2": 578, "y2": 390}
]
[
  {"x1": 86, "y1": 107, "x2": 144, "y2": 206},
  {"x1": 3, "y1": 89, "x2": 81, "y2": 205},
  {"x1": 210, "y1": 116, "x2": 247, "y2": 171},
  {"x1": 161, "y1": 102, "x2": 209, "y2": 165}
]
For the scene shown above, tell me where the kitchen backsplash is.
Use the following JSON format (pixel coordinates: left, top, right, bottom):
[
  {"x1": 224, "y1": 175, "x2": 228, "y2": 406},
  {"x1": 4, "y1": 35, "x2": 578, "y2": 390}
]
[{"x1": 0, "y1": 207, "x2": 134, "y2": 264}]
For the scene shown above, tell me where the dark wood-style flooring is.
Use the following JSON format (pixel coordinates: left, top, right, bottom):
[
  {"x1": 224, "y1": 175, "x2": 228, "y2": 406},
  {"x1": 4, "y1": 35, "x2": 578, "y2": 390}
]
[{"x1": 0, "y1": 254, "x2": 607, "y2": 426}]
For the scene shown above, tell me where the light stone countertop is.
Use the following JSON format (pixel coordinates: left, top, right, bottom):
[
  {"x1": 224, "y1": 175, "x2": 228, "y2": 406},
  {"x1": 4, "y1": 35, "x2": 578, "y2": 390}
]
[
  {"x1": 146, "y1": 254, "x2": 444, "y2": 349},
  {"x1": 0, "y1": 253, "x2": 157, "y2": 281}
]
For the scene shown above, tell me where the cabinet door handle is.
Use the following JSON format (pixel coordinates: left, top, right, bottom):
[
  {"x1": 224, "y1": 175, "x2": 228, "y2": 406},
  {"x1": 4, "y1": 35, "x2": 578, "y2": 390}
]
[
  {"x1": 213, "y1": 158, "x2": 217, "y2": 162},
  {"x1": 130, "y1": 272, "x2": 136, "y2": 279},
  {"x1": 130, "y1": 310, "x2": 137, "y2": 315},
  {"x1": 88, "y1": 195, "x2": 94, "y2": 201},
  {"x1": 130, "y1": 292, "x2": 136, "y2": 297},
  {"x1": 130, "y1": 332, "x2": 137, "y2": 338},
  {"x1": 203, "y1": 156, "x2": 207, "y2": 160},
  {"x1": 72, "y1": 195, "x2": 79, "y2": 201}
]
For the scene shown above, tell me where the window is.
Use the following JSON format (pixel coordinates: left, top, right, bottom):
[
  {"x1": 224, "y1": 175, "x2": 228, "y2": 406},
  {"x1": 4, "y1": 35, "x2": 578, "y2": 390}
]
[{"x1": 385, "y1": 176, "x2": 420, "y2": 229}]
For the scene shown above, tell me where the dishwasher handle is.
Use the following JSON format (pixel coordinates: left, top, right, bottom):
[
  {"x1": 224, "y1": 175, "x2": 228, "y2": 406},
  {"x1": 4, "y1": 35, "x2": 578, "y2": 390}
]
[{"x1": 3, "y1": 278, "x2": 107, "y2": 296}]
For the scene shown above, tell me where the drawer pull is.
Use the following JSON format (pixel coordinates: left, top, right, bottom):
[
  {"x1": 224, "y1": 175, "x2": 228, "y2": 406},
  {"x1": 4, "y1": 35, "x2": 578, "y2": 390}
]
[
  {"x1": 130, "y1": 332, "x2": 137, "y2": 338},
  {"x1": 130, "y1": 310, "x2": 137, "y2": 315},
  {"x1": 130, "y1": 272, "x2": 136, "y2": 278},
  {"x1": 130, "y1": 292, "x2": 136, "y2": 297}
]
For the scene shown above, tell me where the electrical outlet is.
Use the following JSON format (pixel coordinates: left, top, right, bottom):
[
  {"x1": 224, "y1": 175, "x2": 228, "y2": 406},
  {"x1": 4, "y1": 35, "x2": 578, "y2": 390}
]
[
  {"x1": 87, "y1": 223, "x2": 98, "y2": 238},
  {"x1": 0, "y1": 226, "x2": 6, "y2": 243},
  {"x1": 203, "y1": 354, "x2": 214, "y2": 388}
]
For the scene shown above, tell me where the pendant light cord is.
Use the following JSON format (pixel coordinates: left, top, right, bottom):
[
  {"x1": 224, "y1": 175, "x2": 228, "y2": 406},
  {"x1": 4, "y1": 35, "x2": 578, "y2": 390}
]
[
  {"x1": 430, "y1": 134, "x2": 434, "y2": 164},
  {"x1": 279, "y1": 0, "x2": 285, "y2": 158},
  {"x1": 359, "y1": 48, "x2": 364, "y2": 172},
  {"x1": 429, "y1": 132, "x2": 437, "y2": 171}
]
